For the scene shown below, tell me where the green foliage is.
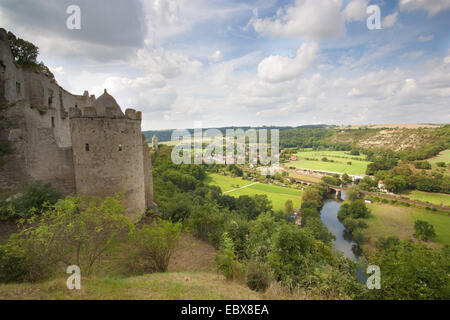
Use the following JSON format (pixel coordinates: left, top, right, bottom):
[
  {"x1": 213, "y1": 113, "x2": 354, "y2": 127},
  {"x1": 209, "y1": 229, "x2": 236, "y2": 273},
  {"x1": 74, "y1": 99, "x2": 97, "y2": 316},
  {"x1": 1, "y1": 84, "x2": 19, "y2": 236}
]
[
  {"x1": 346, "y1": 185, "x2": 363, "y2": 201},
  {"x1": 363, "y1": 241, "x2": 450, "y2": 299},
  {"x1": 0, "y1": 181, "x2": 60, "y2": 220},
  {"x1": 126, "y1": 219, "x2": 182, "y2": 274},
  {"x1": 414, "y1": 220, "x2": 436, "y2": 241},
  {"x1": 215, "y1": 232, "x2": 244, "y2": 281},
  {"x1": 321, "y1": 174, "x2": 341, "y2": 186},
  {"x1": 338, "y1": 200, "x2": 370, "y2": 220},
  {"x1": 0, "y1": 195, "x2": 132, "y2": 283},
  {"x1": 341, "y1": 173, "x2": 352, "y2": 184},
  {"x1": 301, "y1": 187, "x2": 323, "y2": 206},
  {"x1": 7, "y1": 31, "x2": 55, "y2": 80},
  {"x1": 284, "y1": 199, "x2": 294, "y2": 214},
  {"x1": 246, "y1": 260, "x2": 272, "y2": 292},
  {"x1": 414, "y1": 161, "x2": 432, "y2": 170}
]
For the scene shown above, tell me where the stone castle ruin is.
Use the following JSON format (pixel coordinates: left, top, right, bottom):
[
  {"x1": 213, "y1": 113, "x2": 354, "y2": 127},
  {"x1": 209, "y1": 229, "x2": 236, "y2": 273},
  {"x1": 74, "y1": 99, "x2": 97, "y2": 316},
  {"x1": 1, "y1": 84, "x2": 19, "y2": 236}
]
[{"x1": 0, "y1": 28, "x2": 155, "y2": 221}]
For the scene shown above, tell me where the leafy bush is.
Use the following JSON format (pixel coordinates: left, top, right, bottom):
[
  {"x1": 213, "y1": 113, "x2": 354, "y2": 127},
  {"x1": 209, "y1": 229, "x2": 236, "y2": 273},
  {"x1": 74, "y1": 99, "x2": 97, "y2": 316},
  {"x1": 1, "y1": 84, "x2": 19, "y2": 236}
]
[
  {"x1": 215, "y1": 232, "x2": 245, "y2": 281},
  {"x1": 364, "y1": 240, "x2": 450, "y2": 299},
  {"x1": 414, "y1": 161, "x2": 432, "y2": 170},
  {"x1": 246, "y1": 260, "x2": 271, "y2": 292},
  {"x1": 414, "y1": 220, "x2": 436, "y2": 241},
  {"x1": 126, "y1": 219, "x2": 182, "y2": 274},
  {"x1": 0, "y1": 195, "x2": 131, "y2": 283},
  {"x1": 0, "y1": 181, "x2": 60, "y2": 220}
]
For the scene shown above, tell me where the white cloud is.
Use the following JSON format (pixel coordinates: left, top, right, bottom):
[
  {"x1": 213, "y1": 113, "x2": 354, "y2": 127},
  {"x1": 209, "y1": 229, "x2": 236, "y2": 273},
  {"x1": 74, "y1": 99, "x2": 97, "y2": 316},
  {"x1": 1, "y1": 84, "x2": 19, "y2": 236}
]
[
  {"x1": 258, "y1": 42, "x2": 319, "y2": 82},
  {"x1": 382, "y1": 11, "x2": 398, "y2": 28},
  {"x1": 399, "y1": 0, "x2": 450, "y2": 17},
  {"x1": 343, "y1": 0, "x2": 369, "y2": 22},
  {"x1": 418, "y1": 34, "x2": 434, "y2": 42},
  {"x1": 208, "y1": 50, "x2": 223, "y2": 62},
  {"x1": 250, "y1": 0, "x2": 346, "y2": 41},
  {"x1": 401, "y1": 51, "x2": 424, "y2": 59},
  {"x1": 135, "y1": 46, "x2": 203, "y2": 79}
]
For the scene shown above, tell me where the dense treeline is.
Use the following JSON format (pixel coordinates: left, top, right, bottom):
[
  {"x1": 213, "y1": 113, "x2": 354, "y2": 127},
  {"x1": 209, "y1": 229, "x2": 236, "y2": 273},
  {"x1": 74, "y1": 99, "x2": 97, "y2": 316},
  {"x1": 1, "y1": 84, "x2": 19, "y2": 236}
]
[
  {"x1": 279, "y1": 128, "x2": 351, "y2": 149},
  {"x1": 144, "y1": 125, "x2": 332, "y2": 143}
]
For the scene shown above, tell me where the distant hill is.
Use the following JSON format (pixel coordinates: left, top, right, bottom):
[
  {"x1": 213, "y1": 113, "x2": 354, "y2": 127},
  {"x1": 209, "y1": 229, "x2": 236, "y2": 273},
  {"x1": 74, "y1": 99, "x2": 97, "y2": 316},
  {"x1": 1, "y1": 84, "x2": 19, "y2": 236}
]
[{"x1": 143, "y1": 124, "x2": 332, "y2": 142}]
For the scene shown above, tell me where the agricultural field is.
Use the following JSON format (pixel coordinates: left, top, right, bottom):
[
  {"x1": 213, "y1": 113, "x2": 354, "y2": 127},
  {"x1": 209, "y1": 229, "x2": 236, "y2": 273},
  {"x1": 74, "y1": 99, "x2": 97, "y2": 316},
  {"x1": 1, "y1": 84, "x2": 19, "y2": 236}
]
[
  {"x1": 404, "y1": 190, "x2": 450, "y2": 207},
  {"x1": 289, "y1": 150, "x2": 370, "y2": 175},
  {"x1": 364, "y1": 203, "x2": 450, "y2": 251},
  {"x1": 206, "y1": 173, "x2": 302, "y2": 211},
  {"x1": 428, "y1": 149, "x2": 450, "y2": 165}
]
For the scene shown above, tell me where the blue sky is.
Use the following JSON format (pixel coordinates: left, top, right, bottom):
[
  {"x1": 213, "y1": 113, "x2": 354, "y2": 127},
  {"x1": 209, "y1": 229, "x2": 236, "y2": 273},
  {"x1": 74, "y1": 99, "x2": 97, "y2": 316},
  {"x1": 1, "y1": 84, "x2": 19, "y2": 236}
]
[{"x1": 1, "y1": 0, "x2": 449, "y2": 130}]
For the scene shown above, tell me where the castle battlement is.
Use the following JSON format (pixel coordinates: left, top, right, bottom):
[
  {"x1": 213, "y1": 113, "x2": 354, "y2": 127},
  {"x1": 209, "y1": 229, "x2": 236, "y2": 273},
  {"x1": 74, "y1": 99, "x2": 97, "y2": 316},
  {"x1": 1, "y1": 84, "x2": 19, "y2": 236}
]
[{"x1": 0, "y1": 29, "x2": 155, "y2": 221}]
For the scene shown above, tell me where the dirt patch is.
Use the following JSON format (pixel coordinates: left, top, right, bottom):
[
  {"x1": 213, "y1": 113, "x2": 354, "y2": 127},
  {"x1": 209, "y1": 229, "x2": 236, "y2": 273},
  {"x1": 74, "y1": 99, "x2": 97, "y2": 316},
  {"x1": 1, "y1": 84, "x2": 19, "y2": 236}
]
[{"x1": 168, "y1": 233, "x2": 217, "y2": 273}]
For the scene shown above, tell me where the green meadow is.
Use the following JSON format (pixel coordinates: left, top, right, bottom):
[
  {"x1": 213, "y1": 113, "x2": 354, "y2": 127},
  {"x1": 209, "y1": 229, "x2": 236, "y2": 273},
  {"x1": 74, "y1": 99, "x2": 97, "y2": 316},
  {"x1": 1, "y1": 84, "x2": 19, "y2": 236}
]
[
  {"x1": 206, "y1": 173, "x2": 302, "y2": 211},
  {"x1": 405, "y1": 190, "x2": 450, "y2": 207},
  {"x1": 290, "y1": 150, "x2": 370, "y2": 175},
  {"x1": 365, "y1": 203, "x2": 450, "y2": 249},
  {"x1": 428, "y1": 149, "x2": 450, "y2": 165}
]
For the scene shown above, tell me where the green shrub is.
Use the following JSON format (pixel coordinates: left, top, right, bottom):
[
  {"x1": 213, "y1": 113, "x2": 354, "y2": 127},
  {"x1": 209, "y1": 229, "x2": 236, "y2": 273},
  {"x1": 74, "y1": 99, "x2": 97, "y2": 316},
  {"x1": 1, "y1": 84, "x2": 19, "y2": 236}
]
[
  {"x1": 215, "y1": 232, "x2": 245, "y2": 281},
  {"x1": 352, "y1": 228, "x2": 367, "y2": 244},
  {"x1": 246, "y1": 260, "x2": 271, "y2": 292},
  {"x1": 0, "y1": 195, "x2": 131, "y2": 283},
  {"x1": 414, "y1": 220, "x2": 436, "y2": 241},
  {"x1": 126, "y1": 219, "x2": 182, "y2": 274},
  {"x1": 0, "y1": 181, "x2": 60, "y2": 220}
]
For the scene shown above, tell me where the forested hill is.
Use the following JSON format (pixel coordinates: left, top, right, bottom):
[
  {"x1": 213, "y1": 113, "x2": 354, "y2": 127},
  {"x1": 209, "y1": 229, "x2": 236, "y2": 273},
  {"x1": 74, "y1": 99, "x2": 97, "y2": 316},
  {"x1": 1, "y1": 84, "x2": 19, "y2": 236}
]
[{"x1": 143, "y1": 125, "x2": 332, "y2": 142}]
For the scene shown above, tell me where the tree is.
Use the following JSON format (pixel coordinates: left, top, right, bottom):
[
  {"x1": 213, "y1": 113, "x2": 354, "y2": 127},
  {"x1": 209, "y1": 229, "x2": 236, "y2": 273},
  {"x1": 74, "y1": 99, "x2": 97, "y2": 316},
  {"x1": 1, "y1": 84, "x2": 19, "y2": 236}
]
[
  {"x1": 414, "y1": 220, "x2": 436, "y2": 241},
  {"x1": 364, "y1": 241, "x2": 449, "y2": 299},
  {"x1": 301, "y1": 188, "x2": 323, "y2": 206},
  {"x1": 341, "y1": 173, "x2": 352, "y2": 185},
  {"x1": 284, "y1": 199, "x2": 294, "y2": 214},
  {"x1": 127, "y1": 219, "x2": 182, "y2": 273},
  {"x1": 6, "y1": 31, "x2": 55, "y2": 80},
  {"x1": 0, "y1": 195, "x2": 132, "y2": 282},
  {"x1": 7, "y1": 31, "x2": 38, "y2": 66},
  {"x1": 346, "y1": 186, "x2": 363, "y2": 201}
]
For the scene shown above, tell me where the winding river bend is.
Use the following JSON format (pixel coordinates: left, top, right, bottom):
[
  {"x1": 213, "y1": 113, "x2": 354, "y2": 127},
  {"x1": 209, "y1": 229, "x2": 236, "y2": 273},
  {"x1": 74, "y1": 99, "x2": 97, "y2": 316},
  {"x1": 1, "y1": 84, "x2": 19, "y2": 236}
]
[{"x1": 319, "y1": 191, "x2": 366, "y2": 281}]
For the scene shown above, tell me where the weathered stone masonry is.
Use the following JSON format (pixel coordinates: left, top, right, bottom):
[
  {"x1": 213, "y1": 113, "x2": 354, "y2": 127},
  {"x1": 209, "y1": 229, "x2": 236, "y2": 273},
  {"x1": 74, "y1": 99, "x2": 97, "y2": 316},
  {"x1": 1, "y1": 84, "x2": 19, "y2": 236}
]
[{"x1": 0, "y1": 28, "x2": 155, "y2": 222}]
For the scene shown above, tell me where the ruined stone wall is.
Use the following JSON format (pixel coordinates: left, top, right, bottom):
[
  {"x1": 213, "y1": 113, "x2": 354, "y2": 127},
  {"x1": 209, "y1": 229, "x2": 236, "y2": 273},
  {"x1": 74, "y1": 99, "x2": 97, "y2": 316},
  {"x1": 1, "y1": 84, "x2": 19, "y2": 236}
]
[
  {"x1": 0, "y1": 30, "x2": 76, "y2": 193},
  {"x1": 142, "y1": 134, "x2": 155, "y2": 209},
  {"x1": 70, "y1": 117, "x2": 146, "y2": 221}
]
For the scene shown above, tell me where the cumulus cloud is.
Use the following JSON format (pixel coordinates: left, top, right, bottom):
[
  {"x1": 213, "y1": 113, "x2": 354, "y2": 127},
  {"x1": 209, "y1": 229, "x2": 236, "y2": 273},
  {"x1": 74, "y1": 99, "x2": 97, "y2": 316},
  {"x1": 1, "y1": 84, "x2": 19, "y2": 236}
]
[
  {"x1": 382, "y1": 11, "x2": 398, "y2": 28},
  {"x1": 399, "y1": 0, "x2": 450, "y2": 17},
  {"x1": 249, "y1": 0, "x2": 346, "y2": 41},
  {"x1": 343, "y1": 0, "x2": 369, "y2": 22},
  {"x1": 258, "y1": 42, "x2": 319, "y2": 82}
]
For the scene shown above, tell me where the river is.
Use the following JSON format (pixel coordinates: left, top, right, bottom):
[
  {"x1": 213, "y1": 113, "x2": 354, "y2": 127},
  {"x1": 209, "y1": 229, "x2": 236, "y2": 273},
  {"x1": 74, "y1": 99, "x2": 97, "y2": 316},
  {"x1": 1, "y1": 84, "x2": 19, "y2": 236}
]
[{"x1": 319, "y1": 191, "x2": 366, "y2": 281}]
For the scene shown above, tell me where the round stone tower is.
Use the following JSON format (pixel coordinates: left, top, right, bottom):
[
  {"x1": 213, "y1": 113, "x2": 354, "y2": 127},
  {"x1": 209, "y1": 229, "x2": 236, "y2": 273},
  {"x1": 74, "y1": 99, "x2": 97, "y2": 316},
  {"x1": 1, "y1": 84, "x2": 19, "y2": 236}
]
[{"x1": 69, "y1": 89, "x2": 150, "y2": 221}]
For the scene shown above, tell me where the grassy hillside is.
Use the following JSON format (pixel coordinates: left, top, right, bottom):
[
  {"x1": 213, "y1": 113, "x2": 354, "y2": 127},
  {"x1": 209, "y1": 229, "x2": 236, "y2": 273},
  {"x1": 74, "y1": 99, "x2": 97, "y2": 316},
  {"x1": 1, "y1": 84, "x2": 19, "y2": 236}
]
[
  {"x1": 404, "y1": 190, "x2": 450, "y2": 207},
  {"x1": 364, "y1": 203, "x2": 450, "y2": 251},
  {"x1": 289, "y1": 150, "x2": 369, "y2": 174},
  {"x1": 206, "y1": 173, "x2": 302, "y2": 211},
  {"x1": 0, "y1": 272, "x2": 264, "y2": 300}
]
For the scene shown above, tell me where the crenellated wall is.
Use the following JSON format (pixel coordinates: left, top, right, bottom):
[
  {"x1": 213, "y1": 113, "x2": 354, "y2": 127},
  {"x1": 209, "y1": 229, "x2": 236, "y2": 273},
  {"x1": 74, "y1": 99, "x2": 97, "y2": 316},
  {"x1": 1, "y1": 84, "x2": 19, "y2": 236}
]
[{"x1": 0, "y1": 28, "x2": 155, "y2": 221}]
